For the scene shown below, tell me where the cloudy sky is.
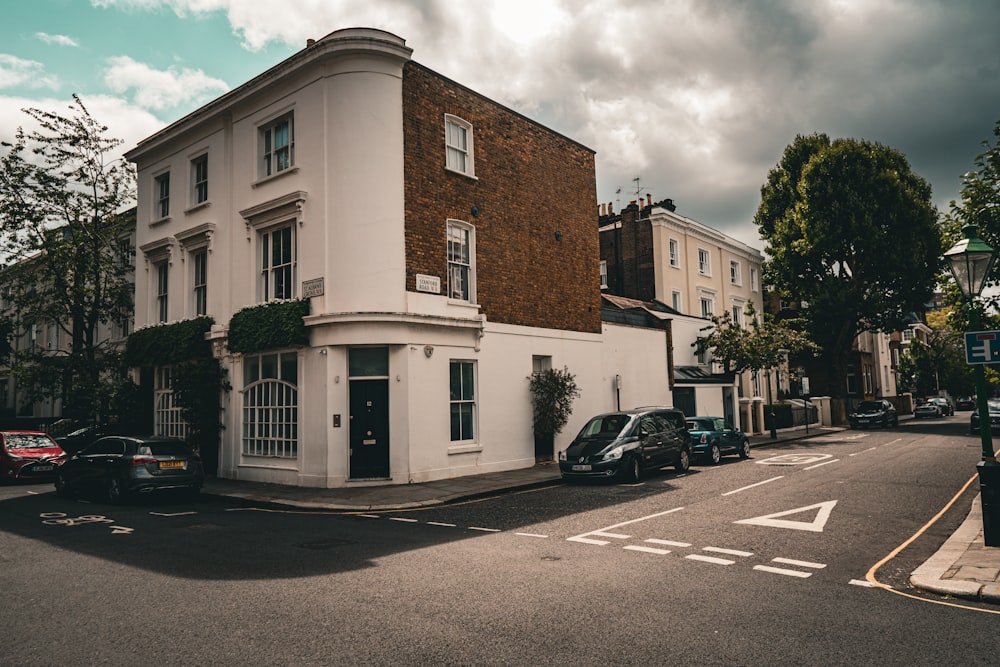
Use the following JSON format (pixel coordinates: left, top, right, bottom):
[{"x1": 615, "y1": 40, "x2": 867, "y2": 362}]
[{"x1": 2, "y1": 0, "x2": 999, "y2": 249}]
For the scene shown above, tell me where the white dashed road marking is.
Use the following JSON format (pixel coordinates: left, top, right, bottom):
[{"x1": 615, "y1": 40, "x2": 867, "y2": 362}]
[
  {"x1": 754, "y1": 565, "x2": 814, "y2": 578},
  {"x1": 686, "y1": 554, "x2": 737, "y2": 565},
  {"x1": 703, "y1": 547, "x2": 754, "y2": 557},
  {"x1": 624, "y1": 545, "x2": 672, "y2": 555},
  {"x1": 773, "y1": 557, "x2": 826, "y2": 569},
  {"x1": 721, "y1": 476, "x2": 784, "y2": 496}
]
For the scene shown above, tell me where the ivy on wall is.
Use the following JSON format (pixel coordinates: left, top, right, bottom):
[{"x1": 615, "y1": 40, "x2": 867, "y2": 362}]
[
  {"x1": 124, "y1": 316, "x2": 215, "y2": 367},
  {"x1": 227, "y1": 299, "x2": 310, "y2": 355}
]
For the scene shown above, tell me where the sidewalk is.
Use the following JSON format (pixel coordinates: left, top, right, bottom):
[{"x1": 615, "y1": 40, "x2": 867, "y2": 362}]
[{"x1": 202, "y1": 424, "x2": 1000, "y2": 603}]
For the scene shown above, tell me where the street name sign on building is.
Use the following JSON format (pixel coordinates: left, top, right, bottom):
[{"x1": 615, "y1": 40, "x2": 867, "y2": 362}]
[{"x1": 964, "y1": 330, "x2": 1000, "y2": 364}]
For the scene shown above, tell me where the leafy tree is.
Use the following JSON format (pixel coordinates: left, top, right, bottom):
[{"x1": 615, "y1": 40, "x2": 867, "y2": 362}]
[
  {"x1": 941, "y1": 116, "x2": 1000, "y2": 326},
  {"x1": 0, "y1": 96, "x2": 135, "y2": 422},
  {"x1": 695, "y1": 302, "x2": 815, "y2": 377},
  {"x1": 754, "y1": 133, "x2": 940, "y2": 399},
  {"x1": 897, "y1": 339, "x2": 938, "y2": 397}
]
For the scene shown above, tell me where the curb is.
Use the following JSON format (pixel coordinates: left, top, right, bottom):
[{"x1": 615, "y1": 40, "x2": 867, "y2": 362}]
[{"x1": 909, "y1": 495, "x2": 1000, "y2": 603}]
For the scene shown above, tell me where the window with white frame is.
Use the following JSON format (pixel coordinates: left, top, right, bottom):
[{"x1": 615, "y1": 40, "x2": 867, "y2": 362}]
[
  {"x1": 192, "y1": 250, "x2": 207, "y2": 317},
  {"x1": 450, "y1": 360, "x2": 476, "y2": 442},
  {"x1": 260, "y1": 113, "x2": 294, "y2": 178},
  {"x1": 750, "y1": 267, "x2": 759, "y2": 292},
  {"x1": 447, "y1": 220, "x2": 475, "y2": 302},
  {"x1": 730, "y1": 260, "x2": 741, "y2": 285},
  {"x1": 260, "y1": 224, "x2": 296, "y2": 301},
  {"x1": 154, "y1": 172, "x2": 170, "y2": 219},
  {"x1": 155, "y1": 261, "x2": 169, "y2": 323},
  {"x1": 599, "y1": 260, "x2": 608, "y2": 289},
  {"x1": 154, "y1": 366, "x2": 188, "y2": 439},
  {"x1": 191, "y1": 154, "x2": 208, "y2": 205},
  {"x1": 732, "y1": 303, "x2": 744, "y2": 326},
  {"x1": 671, "y1": 290, "x2": 682, "y2": 312},
  {"x1": 669, "y1": 238, "x2": 680, "y2": 267},
  {"x1": 445, "y1": 114, "x2": 474, "y2": 177},
  {"x1": 700, "y1": 296, "x2": 714, "y2": 318},
  {"x1": 902, "y1": 329, "x2": 914, "y2": 341},
  {"x1": 698, "y1": 248, "x2": 711, "y2": 275},
  {"x1": 242, "y1": 351, "x2": 299, "y2": 458}
]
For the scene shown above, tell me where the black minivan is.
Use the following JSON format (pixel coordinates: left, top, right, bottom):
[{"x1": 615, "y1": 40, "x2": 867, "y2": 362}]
[{"x1": 558, "y1": 407, "x2": 692, "y2": 482}]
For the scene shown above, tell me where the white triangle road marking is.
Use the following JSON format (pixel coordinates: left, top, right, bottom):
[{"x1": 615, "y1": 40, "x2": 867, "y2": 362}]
[{"x1": 734, "y1": 500, "x2": 838, "y2": 532}]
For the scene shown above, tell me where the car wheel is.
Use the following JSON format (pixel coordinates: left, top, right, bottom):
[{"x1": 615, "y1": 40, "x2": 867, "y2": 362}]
[
  {"x1": 106, "y1": 476, "x2": 126, "y2": 504},
  {"x1": 738, "y1": 439, "x2": 750, "y2": 459},
  {"x1": 619, "y1": 455, "x2": 641, "y2": 483},
  {"x1": 54, "y1": 472, "x2": 72, "y2": 498},
  {"x1": 708, "y1": 443, "x2": 721, "y2": 465},
  {"x1": 675, "y1": 448, "x2": 691, "y2": 473}
]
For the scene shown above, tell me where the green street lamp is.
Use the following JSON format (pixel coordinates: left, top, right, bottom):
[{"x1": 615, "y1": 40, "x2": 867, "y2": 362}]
[{"x1": 944, "y1": 222, "x2": 999, "y2": 546}]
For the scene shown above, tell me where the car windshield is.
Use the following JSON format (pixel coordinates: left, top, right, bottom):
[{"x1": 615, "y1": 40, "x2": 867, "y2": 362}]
[
  {"x1": 579, "y1": 415, "x2": 632, "y2": 438},
  {"x1": 3, "y1": 433, "x2": 56, "y2": 449},
  {"x1": 857, "y1": 402, "x2": 883, "y2": 411}
]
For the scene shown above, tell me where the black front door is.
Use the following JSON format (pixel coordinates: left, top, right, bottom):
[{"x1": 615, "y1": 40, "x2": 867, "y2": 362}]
[{"x1": 349, "y1": 378, "x2": 389, "y2": 479}]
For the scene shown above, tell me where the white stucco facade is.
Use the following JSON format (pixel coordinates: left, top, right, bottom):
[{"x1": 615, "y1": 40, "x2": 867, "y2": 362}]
[{"x1": 125, "y1": 28, "x2": 674, "y2": 488}]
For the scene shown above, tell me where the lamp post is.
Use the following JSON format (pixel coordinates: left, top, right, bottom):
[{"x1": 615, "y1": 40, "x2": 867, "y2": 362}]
[{"x1": 944, "y1": 223, "x2": 999, "y2": 546}]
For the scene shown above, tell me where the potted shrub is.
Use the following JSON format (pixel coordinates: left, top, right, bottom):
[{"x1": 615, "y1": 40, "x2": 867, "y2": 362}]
[{"x1": 528, "y1": 366, "x2": 580, "y2": 461}]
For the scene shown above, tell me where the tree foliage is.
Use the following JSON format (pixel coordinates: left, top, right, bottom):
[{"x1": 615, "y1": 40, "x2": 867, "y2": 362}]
[
  {"x1": 754, "y1": 133, "x2": 941, "y2": 398},
  {"x1": 941, "y1": 116, "x2": 1000, "y2": 325},
  {"x1": 695, "y1": 302, "x2": 815, "y2": 375},
  {"x1": 0, "y1": 96, "x2": 135, "y2": 421}
]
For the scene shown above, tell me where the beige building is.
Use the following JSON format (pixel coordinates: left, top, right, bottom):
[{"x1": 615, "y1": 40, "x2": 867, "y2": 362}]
[{"x1": 599, "y1": 196, "x2": 766, "y2": 431}]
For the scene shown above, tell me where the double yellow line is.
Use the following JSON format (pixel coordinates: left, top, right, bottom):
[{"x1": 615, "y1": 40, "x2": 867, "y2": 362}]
[{"x1": 866, "y1": 473, "x2": 1000, "y2": 615}]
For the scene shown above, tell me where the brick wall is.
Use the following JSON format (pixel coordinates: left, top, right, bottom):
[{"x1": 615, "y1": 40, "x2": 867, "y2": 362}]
[
  {"x1": 403, "y1": 62, "x2": 601, "y2": 334},
  {"x1": 599, "y1": 204, "x2": 656, "y2": 302}
]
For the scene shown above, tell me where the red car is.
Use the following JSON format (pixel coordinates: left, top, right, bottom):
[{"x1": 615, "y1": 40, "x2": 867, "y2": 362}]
[{"x1": 1, "y1": 430, "x2": 67, "y2": 482}]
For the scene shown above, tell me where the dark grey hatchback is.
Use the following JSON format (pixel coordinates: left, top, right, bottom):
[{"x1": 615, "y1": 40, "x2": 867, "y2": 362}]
[
  {"x1": 55, "y1": 435, "x2": 204, "y2": 503},
  {"x1": 558, "y1": 407, "x2": 692, "y2": 482}
]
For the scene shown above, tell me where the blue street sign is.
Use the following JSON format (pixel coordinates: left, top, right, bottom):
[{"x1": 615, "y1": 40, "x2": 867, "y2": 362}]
[{"x1": 965, "y1": 330, "x2": 1000, "y2": 364}]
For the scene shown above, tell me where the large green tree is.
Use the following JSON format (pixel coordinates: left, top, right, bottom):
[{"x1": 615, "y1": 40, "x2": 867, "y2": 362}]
[
  {"x1": 0, "y1": 96, "x2": 135, "y2": 421},
  {"x1": 755, "y1": 133, "x2": 941, "y2": 399},
  {"x1": 941, "y1": 116, "x2": 1000, "y2": 328}
]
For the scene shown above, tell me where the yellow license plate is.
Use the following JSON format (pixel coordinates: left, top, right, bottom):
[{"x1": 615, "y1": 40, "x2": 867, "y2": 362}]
[{"x1": 159, "y1": 460, "x2": 184, "y2": 468}]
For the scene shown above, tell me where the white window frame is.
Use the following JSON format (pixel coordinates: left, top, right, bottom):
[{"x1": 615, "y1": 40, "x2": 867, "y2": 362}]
[
  {"x1": 669, "y1": 238, "x2": 680, "y2": 267},
  {"x1": 445, "y1": 114, "x2": 475, "y2": 178},
  {"x1": 600, "y1": 260, "x2": 608, "y2": 289},
  {"x1": 698, "y1": 248, "x2": 711, "y2": 276},
  {"x1": 154, "y1": 171, "x2": 170, "y2": 220},
  {"x1": 447, "y1": 219, "x2": 476, "y2": 303},
  {"x1": 671, "y1": 290, "x2": 682, "y2": 312},
  {"x1": 242, "y1": 351, "x2": 299, "y2": 458},
  {"x1": 450, "y1": 360, "x2": 477, "y2": 442},
  {"x1": 700, "y1": 296, "x2": 714, "y2": 319},
  {"x1": 154, "y1": 366, "x2": 188, "y2": 439},
  {"x1": 260, "y1": 112, "x2": 294, "y2": 178},
  {"x1": 155, "y1": 261, "x2": 169, "y2": 323},
  {"x1": 191, "y1": 153, "x2": 208, "y2": 205},
  {"x1": 750, "y1": 267, "x2": 759, "y2": 292},
  {"x1": 730, "y1": 259, "x2": 742, "y2": 285},
  {"x1": 732, "y1": 303, "x2": 744, "y2": 326},
  {"x1": 260, "y1": 223, "x2": 296, "y2": 302},
  {"x1": 192, "y1": 250, "x2": 208, "y2": 317}
]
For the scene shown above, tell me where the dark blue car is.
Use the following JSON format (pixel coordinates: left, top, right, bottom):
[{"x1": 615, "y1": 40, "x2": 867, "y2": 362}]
[{"x1": 685, "y1": 417, "x2": 750, "y2": 464}]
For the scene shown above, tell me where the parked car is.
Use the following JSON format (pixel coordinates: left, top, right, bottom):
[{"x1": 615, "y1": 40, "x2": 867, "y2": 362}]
[
  {"x1": 914, "y1": 401, "x2": 943, "y2": 419},
  {"x1": 55, "y1": 435, "x2": 204, "y2": 503},
  {"x1": 928, "y1": 397, "x2": 954, "y2": 416},
  {"x1": 956, "y1": 397, "x2": 976, "y2": 411},
  {"x1": 1, "y1": 430, "x2": 66, "y2": 483},
  {"x1": 55, "y1": 423, "x2": 129, "y2": 454},
  {"x1": 559, "y1": 407, "x2": 691, "y2": 482},
  {"x1": 971, "y1": 399, "x2": 1000, "y2": 434},
  {"x1": 685, "y1": 417, "x2": 750, "y2": 464},
  {"x1": 848, "y1": 400, "x2": 898, "y2": 429}
]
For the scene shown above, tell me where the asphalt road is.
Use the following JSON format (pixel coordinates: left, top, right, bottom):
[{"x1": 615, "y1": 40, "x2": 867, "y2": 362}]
[{"x1": 2, "y1": 414, "x2": 998, "y2": 665}]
